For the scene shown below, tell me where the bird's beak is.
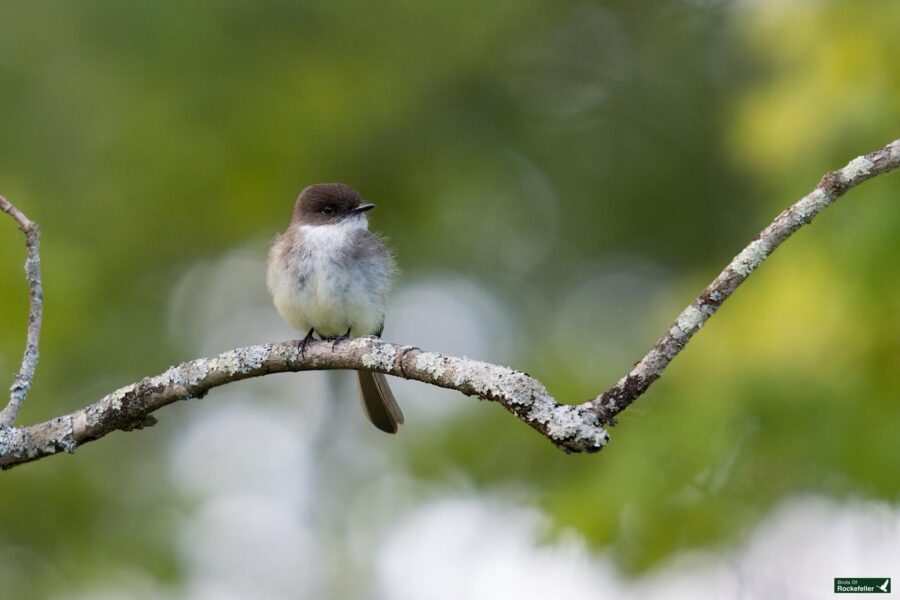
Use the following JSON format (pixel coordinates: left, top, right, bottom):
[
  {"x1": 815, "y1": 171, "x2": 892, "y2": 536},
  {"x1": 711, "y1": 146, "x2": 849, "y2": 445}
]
[{"x1": 351, "y1": 203, "x2": 376, "y2": 214}]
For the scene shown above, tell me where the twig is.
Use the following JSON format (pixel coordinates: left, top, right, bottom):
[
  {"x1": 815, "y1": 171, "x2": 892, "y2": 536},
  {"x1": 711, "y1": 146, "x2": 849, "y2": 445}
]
[
  {"x1": 0, "y1": 197, "x2": 42, "y2": 427},
  {"x1": 589, "y1": 139, "x2": 900, "y2": 422},
  {"x1": 0, "y1": 139, "x2": 897, "y2": 467}
]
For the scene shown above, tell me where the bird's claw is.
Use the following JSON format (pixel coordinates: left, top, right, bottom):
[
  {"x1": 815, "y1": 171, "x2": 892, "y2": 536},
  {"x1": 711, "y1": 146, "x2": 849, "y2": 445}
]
[
  {"x1": 298, "y1": 328, "x2": 317, "y2": 360},
  {"x1": 330, "y1": 327, "x2": 352, "y2": 352}
]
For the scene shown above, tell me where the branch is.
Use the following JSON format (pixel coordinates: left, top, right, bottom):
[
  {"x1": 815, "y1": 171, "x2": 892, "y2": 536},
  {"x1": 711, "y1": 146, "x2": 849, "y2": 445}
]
[
  {"x1": 0, "y1": 139, "x2": 897, "y2": 468},
  {"x1": 0, "y1": 338, "x2": 608, "y2": 468},
  {"x1": 0, "y1": 197, "x2": 42, "y2": 427},
  {"x1": 589, "y1": 139, "x2": 900, "y2": 422}
]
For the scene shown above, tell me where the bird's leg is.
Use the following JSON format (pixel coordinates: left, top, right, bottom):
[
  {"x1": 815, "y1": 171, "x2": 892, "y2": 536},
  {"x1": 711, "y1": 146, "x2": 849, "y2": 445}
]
[
  {"x1": 298, "y1": 328, "x2": 317, "y2": 360},
  {"x1": 331, "y1": 326, "x2": 352, "y2": 352}
]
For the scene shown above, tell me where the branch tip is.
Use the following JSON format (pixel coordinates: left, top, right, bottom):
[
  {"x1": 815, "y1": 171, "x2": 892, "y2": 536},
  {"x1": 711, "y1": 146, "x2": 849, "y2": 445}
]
[{"x1": 0, "y1": 197, "x2": 43, "y2": 427}]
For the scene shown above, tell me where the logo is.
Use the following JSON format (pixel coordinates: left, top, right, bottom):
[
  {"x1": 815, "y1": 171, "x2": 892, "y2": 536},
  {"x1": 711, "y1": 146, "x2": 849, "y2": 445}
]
[{"x1": 835, "y1": 578, "x2": 891, "y2": 593}]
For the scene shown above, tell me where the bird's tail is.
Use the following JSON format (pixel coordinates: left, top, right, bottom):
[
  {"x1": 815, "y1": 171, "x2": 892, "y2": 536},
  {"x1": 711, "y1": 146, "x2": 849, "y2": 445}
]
[{"x1": 356, "y1": 370, "x2": 404, "y2": 434}]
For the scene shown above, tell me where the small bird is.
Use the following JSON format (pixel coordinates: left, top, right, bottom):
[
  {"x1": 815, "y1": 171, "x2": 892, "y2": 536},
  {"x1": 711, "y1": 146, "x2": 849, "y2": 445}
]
[{"x1": 266, "y1": 183, "x2": 403, "y2": 433}]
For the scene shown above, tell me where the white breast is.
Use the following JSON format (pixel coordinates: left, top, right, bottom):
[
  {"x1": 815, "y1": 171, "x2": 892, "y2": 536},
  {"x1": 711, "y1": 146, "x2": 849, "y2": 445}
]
[{"x1": 267, "y1": 215, "x2": 387, "y2": 338}]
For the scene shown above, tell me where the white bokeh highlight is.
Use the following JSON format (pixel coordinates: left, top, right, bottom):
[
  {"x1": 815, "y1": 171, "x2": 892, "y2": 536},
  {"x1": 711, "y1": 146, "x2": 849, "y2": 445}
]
[
  {"x1": 385, "y1": 275, "x2": 513, "y2": 420},
  {"x1": 377, "y1": 495, "x2": 900, "y2": 600}
]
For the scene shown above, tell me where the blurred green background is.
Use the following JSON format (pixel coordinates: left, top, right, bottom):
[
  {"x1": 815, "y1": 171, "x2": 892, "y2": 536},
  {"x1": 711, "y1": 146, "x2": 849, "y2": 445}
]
[{"x1": 1, "y1": 1, "x2": 898, "y2": 598}]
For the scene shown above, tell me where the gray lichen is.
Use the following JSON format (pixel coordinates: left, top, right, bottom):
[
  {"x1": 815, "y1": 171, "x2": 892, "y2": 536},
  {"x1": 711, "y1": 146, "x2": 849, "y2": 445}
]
[
  {"x1": 730, "y1": 239, "x2": 768, "y2": 276},
  {"x1": 414, "y1": 352, "x2": 447, "y2": 378},
  {"x1": 107, "y1": 386, "x2": 130, "y2": 411},
  {"x1": 361, "y1": 342, "x2": 397, "y2": 371},
  {"x1": 890, "y1": 140, "x2": 900, "y2": 161},
  {"x1": 841, "y1": 156, "x2": 874, "y2": 181},
  {"x1": 674, "y1": 305, "x2": 705, "y2": 337},
  {"x1": 184, "y1": 360, "x2": 212, "y2": 387},
  {"x1": 243, "y1": 344, "x2": 271, "y2": 370},
  {"x1": 452, "y1": 360, "x2": 527, "y2": 401},
  {"x1": 0, "y1": 426, "x2": 28, "y2": 460},
  {"x1": 206, "y1": 351, "x2": 245, "y2": 376},
  {"x1": 57, "y1": 417, "x2": 77, "y2": 453},
  {"x1": 524, "y1": 397, "x2": 608, "y2": 449},
  {"x1": 551, "y1": 407, "x2": 608, "y2": 448}
]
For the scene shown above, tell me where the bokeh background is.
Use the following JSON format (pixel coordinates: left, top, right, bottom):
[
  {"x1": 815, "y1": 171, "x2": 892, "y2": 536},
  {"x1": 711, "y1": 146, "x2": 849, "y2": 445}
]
[{"x1": 1, "y1": 1, "x2": 899, "y2": 598}]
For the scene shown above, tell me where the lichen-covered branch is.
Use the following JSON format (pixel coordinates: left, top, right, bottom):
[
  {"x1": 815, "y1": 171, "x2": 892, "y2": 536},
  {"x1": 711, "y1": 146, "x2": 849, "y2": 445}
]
[
  {"x1": 0, "y1": 338, "x2": 609, "y2": 468},
  {"x1": 0, "y1": 139, "x2": 898, "y2": 467},
  {"x1": 0, "y1": 197, "x2": 42, "y2": 427},
  {"x1": 588, "y1": 138, "x2": 900, "y2": 423}
]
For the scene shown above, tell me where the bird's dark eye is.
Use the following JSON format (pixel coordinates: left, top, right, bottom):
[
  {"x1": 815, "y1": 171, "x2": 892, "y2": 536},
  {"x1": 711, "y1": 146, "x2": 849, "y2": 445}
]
[{"x1": 322, "y1": 205, "x2": 335, "y2": 215}]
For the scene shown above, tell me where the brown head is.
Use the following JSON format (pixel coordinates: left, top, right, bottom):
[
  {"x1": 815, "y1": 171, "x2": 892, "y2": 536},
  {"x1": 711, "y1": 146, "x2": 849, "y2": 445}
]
[{"x1": 292, "y1": 183, "x2": 375, "y2": 226}]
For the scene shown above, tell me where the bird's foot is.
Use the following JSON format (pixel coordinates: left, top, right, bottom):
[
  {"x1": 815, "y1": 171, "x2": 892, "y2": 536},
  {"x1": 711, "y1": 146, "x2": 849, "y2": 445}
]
[
  {"x1": 298, "y1": 328, "x2": 317, "y2": 360},
  {"x1": 329, "y1": 327, "x2": 352, "y2": 352}
]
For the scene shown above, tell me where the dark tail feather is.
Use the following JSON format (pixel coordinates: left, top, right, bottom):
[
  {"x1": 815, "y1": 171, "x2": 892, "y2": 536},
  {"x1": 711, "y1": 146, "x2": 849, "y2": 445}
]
[{"x1": 356, "y1": 371, "x2": 404, "y2": 434}]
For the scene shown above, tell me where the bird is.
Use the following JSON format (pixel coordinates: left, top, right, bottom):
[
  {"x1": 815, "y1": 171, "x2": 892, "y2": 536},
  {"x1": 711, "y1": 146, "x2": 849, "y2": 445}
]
[{"x1": 266, "y1": 183, "x2": 403, "y2": 433}]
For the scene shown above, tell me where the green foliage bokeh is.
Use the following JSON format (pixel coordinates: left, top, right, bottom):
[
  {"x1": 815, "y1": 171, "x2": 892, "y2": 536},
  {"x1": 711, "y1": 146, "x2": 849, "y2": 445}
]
[{"x1": 0, "y1": 0, "x2": 898, "y2": 595}]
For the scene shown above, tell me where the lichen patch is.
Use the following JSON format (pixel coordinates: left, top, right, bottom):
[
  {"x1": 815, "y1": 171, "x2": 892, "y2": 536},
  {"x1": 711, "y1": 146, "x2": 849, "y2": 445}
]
[
  {"x1": 675, "y1": 305, "x2": 705, "y2": 336},
  {"x1": 841, "y1": 156, "x2": 874, "y2": 181},
  {"x1": 529, "y1": 403, "x2": 609, "y2": 449},
  {"x1": 362, "y1": 343, "x2": 397, "y2": 371},
  {"x1": 730, "y1": 239, "x2": 768, "y2": 276},
  {"x1": 414, "y1": 352, "x2": 446, "y2": 378}
]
